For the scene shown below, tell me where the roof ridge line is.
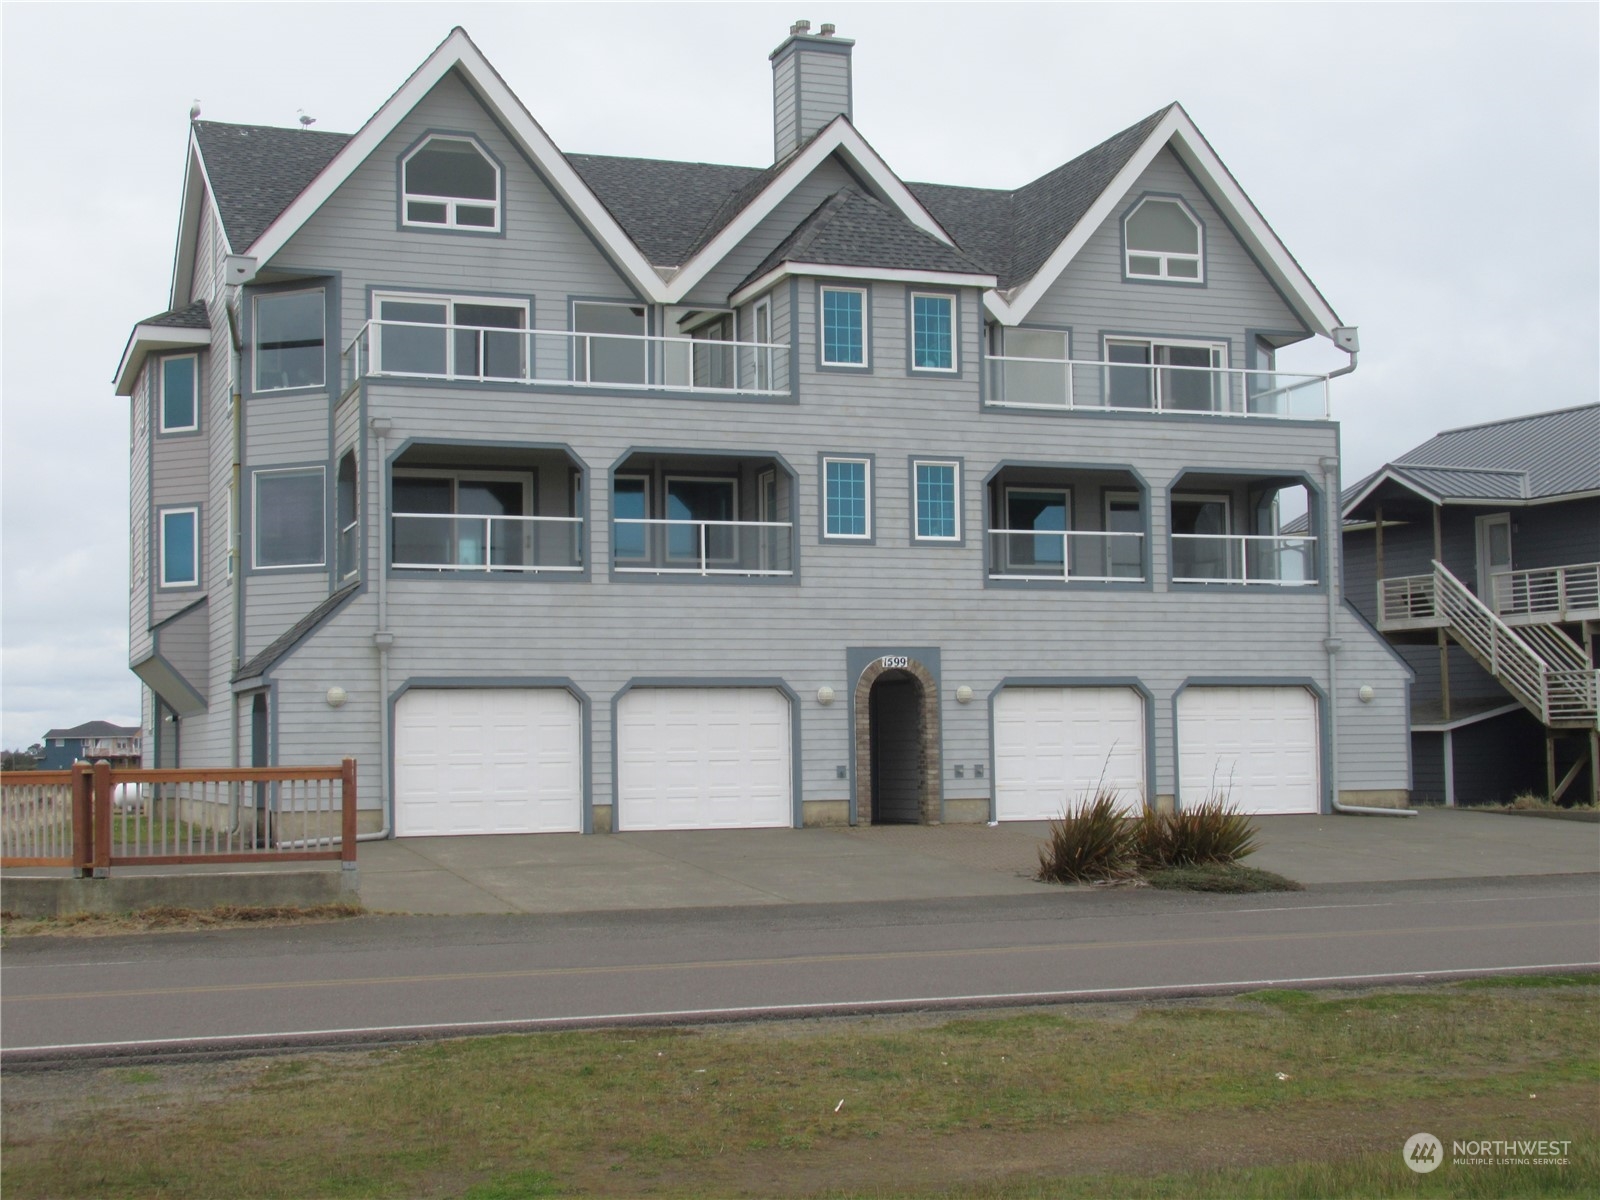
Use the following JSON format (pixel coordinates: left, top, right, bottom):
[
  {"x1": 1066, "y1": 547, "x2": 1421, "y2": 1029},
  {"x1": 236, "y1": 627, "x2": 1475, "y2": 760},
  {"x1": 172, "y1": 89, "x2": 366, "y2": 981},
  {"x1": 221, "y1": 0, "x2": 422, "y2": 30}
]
[
  {"x1": 1394, "y1": 462, "x2": 1529, "y2": 476},
  {"x1": 1434, "y1": 403, "x2": 1599, "y2": 436}
]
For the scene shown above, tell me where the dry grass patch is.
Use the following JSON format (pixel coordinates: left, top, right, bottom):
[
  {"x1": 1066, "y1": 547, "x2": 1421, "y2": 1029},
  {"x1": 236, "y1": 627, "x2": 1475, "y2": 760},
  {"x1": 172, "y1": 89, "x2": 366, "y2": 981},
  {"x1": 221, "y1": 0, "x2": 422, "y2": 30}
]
[{"x1": 0, "y1": 902, "x2": 365, "y2": 937}]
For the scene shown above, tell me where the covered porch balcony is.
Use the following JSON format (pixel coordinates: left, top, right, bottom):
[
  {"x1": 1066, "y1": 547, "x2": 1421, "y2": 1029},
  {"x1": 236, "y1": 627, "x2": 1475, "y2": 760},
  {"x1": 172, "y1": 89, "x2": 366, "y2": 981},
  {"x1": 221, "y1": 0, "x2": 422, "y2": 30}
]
[
  {"x1": 984, "y1": 466, "x2": 1148, "y2": 584},
  {"x1": 1169, "y1": 473, "x2": 1319, "y2": 587},
  {"x1": 612, "y1": 451, "x2": 795, "y2": 579},
  {"x1": 389, "y1": 444, "x2": 585, "y2": 574}
]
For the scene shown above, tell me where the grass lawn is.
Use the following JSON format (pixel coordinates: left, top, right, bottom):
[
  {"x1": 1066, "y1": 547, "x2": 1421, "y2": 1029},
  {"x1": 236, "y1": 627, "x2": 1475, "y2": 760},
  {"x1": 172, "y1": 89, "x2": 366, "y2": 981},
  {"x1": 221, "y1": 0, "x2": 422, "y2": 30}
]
[{"x1": 2, "y1": 977, "x2": 1595, "y2": 1198}]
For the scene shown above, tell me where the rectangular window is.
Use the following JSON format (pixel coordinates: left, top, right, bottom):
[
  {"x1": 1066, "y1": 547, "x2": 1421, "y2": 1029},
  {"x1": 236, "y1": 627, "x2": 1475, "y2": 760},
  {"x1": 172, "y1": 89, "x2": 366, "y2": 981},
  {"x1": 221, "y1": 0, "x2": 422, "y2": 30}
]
[
  {"x1": 665, "y1": 476, "x2": 737, "y2": 562},
  {"x1": 1171, "y1": 493, "x2": 1231, "y2": 581},
  {"x1": 254, "y1": 468, "x2": 325, "y2": 569},
  {"x1": 1105, "y1": 338, "x2": 1226, "y2": 412},
  {"x1": 612, "y1": 475, "x2": 649, "y2": 560},
  {"x1": 159, "y1": 507, "x2": 199, "y2": 588},
  {"x1": 914, "y1": 461, "x2": 960, "y2": 541},
  {"x1": 1105, "y1": 493, "x2": 1145, "y2": 580},
  {"x1": 753, "y1": 298, "x2": 773, "y2": 391},
  {"x1": 375, "y1": 294, "x2": 528, "y2": 380},
  {"x1": 823, "y1": 457, "x2": 871, "y2": 539},
  {"x1": 1004, "y1": 487, "x2": 1068, "y2": 568},
  {"x1": 254, "y1": 290, "x2": 325, "y2": 392},
  {"x1": 573, "y1": 302, "x2": 647, "y2": 385},
  {"x1": 820, "y1": 287, "x2": 866, "y2": 366},
  {"x1": 392, "y1": 469, "x2": 531, "y2": 570},
  {"x1": 160, "y1": 354, "x2": 198, "y2": 432},
  {"x1": 910, "y1": 293, "x2": 955, "y2": 371}
]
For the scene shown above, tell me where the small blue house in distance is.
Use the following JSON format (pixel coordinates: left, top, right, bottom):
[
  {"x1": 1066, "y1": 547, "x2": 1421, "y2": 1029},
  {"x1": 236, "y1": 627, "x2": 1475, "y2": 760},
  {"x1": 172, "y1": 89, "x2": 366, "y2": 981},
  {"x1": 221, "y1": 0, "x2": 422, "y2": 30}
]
[{"x1": 38, "y1": 721, "x2": 142, "y2": 770}]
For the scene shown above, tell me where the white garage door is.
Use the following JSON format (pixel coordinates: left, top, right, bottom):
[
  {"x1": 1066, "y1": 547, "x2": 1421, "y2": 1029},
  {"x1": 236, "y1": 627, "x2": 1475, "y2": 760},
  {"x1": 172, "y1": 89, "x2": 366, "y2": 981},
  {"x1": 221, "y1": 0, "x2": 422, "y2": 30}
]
[
  {"x1": 395, "y1": 688, "x2": 581, "y2": 836},
  {"x1": 993, "y1": 687, "x2": 1145, "y2": 820},
  {"x1": 617, "y1": 688, "x2": 791, "y2": 831},
  {"x1": 1177, "y1": 686, "x2": 1319, "y2": 814}
]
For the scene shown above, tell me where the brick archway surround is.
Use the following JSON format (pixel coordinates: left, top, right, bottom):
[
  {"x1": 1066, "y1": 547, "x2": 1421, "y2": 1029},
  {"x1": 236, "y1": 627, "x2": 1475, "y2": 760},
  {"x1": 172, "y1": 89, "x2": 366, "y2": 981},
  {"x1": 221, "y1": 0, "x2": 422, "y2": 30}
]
[{"x1": 853, "y1": 658, "x2": 942, "y2": 825}]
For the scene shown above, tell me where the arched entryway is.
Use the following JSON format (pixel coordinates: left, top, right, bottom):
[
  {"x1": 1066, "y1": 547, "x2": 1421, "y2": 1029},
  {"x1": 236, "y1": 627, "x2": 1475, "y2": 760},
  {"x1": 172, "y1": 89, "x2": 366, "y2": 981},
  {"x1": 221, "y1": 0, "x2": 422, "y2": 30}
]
[{"x1": 853, "y1": 657, "x2": 942, "y2": 825}]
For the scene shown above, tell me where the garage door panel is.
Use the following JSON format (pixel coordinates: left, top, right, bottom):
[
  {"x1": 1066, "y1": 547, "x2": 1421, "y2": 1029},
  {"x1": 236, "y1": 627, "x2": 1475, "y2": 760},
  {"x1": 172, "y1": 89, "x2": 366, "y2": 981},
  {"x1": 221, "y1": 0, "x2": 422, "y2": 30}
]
[
  {"x1": 618, "y1": 688, "x2": 791, "y2": 830},
  {"x1": 395, "y1": 688, "x2": 581, "y2": 836},
  {"x1": 994, "y1": 687, "x2": 1145, "y2": 821},
  {"x1": 1177, "y1": 686, "x2": 1318, "y2": 815}
]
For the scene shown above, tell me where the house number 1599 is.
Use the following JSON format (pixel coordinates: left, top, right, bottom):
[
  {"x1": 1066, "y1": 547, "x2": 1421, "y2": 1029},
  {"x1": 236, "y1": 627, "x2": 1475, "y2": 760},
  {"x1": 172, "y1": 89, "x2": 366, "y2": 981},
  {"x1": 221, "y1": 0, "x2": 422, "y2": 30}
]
[{"x1": 880, "y1": 656, "x2": 910, "y2": 670}]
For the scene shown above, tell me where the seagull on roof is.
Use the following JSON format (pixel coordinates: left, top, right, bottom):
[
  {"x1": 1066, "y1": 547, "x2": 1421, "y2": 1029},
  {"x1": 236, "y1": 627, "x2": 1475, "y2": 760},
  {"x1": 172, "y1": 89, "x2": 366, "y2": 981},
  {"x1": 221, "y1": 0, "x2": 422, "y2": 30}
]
[
  {"x1": 297, "y1": 109, "x2": 316, "y2": 129},
  {"x1": 189, "y1": 100, "x2": 202, "y2": 121}
]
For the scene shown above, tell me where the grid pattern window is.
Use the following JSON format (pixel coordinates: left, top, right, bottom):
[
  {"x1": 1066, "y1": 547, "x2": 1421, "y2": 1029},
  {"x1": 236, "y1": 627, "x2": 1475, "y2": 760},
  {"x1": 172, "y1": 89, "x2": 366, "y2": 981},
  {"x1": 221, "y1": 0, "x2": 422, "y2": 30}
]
[
  {"x1": 914, "y1": 461, "x2": 960, "y2": 541},
  {"x1": 402, "y1": 136, "x2": 500, "y2": 230},
  {"x1": 823, "y1": 458, "x2": 871, "y2": 538},
  {"x1": 159, "y1": 507, "x2": 199, "y2": 588},
  {"x1": 374, "y1": 294, "x2": 528, "y2": 380},
  {"x1": 160, "y1": 354, "x2": 198, "y2": 432},
  {"x1": 254, "y1": 290, "x2": 325, "y2": 392},
  {"x1": 254, "y1": 468, "x2": 326, "y2": 569},
  {"x1": 820, "y1": 287, "x2": 866, "y2": 366},
  {"x1": 911, "y1": 294, "x2": 955, "y2": 371},
  {"x1": 1124, "y1": 197, "x2": 1203, "y2": 281}
]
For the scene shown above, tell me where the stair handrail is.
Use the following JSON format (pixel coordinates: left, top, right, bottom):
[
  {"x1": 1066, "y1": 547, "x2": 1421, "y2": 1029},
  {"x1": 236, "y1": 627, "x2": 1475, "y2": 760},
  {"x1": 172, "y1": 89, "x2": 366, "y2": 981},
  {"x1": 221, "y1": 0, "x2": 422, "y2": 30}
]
[{"x1": 1430, "y1": 560, "x2": 1552, "y2": 723}]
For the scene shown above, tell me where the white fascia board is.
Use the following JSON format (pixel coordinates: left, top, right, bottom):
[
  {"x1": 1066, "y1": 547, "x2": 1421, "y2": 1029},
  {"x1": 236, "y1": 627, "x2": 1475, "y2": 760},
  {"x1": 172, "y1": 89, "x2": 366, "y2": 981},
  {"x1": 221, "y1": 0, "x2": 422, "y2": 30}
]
[
  {"x1": 114, "y1": 325, "x2": 211, "y2": 396},
  {"x1": 666, "y1": 117, "x2": 958, "y2": 304},
  {"x1": 1341, "y1": 467, "x2": 1442, "y2": 517},
  {"x1": 242, "y1": 29, "x2": 662, "y2": 300},
  {"x1": 730, "y1": 262, "x2": 995, "y2": 308},
  {"x1": 167, "y1": 137, "x2": 230, "y2": 311},
  {"x1": 992, "y1": 107, "x2": 1343, "y2": 338}
]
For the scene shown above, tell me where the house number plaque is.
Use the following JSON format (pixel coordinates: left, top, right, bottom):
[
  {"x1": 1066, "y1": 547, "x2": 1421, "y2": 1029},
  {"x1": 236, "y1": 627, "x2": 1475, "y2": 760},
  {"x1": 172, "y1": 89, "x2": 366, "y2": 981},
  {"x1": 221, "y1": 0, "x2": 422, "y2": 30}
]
[{"x1": 879, "y1": 656, "x2": 910, "y2": 670}]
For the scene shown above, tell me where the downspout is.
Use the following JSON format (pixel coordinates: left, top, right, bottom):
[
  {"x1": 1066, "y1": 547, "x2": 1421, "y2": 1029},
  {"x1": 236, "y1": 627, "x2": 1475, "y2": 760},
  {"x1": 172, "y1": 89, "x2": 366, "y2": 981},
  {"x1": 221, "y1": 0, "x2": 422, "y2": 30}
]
[
  {"x1": 364, "y1": 415, "x2": 394, "y2": 841},
  {"x1": 1320, "y1": 329, "x2": 1414, "y2": 817},
  {"x1": 226, "y1": 289, "x2": 244, "y2": 776}
]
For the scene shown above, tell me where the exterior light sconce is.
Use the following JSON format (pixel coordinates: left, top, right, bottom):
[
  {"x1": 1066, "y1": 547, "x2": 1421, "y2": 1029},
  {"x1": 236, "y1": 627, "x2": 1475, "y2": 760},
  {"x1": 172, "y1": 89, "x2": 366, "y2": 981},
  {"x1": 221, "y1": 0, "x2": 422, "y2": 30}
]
[
  {"x1": 955, "y1": 685, "x2": 974, "y2": 704},
  {"x1": 1357, "y1": 685, "x2": 1375, "y2": 704},
  {"x1": 326, "y1": 686, "x2": 349, "y2": 708},
  {"x1": 816, "y1": 686, "x2": 835, "y2": 706}
]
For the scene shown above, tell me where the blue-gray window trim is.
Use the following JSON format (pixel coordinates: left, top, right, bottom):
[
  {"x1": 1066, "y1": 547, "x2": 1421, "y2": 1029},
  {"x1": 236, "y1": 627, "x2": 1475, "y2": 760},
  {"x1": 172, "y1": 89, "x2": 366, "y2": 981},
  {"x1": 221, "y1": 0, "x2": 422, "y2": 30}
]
[
  {"x1": 815, "y1": 281, "x2": 872, "y2": 373},
  {"x1": 818, "y1": 452, "x2": 876, "y2": 544},
  {"x1": 156, "y1": 502, "x2": 203, "y2": 591},
  {"x1": 905, "y1": 287, "x2": 961, "y2": 377},
  {"x1": 1171, "y1": 677, "x2": 1331, "y2": 814},
  {"x1": 243, "y1": 273, "x2": 339, "y2": 400},
  {"x1": 1164, "y1": 467, "x2": 1327, "y2": 594},
  {"x1": 364, "y1": 283, "x2": 536, "y2": 383},
  {"x1": 1119, "y1": 190, "x2": 1207, "y2": 288},
  {"x1": 979, "y1": 459, "x2": 1154, "y2": 592},
  {"x1": 908, "y1": 455, "x2": 966, "y2": 545},
  {"x1": 155, "y1": 351, "x2": 202, "y2": 438},
  {"x1": 395, "y1": 129, "x2": 507, "y2": 239},
  {"x1": 248, "y1": 462, "x2": 329, "y2": 576}
]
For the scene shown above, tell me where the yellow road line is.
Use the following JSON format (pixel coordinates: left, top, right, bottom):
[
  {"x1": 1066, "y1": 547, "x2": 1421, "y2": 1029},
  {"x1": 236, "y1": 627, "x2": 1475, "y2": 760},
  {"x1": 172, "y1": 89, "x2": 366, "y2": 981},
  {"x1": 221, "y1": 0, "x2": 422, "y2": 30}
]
[{"x1": 7, "y1": 918, "x2": 1593, "y2": 1004}]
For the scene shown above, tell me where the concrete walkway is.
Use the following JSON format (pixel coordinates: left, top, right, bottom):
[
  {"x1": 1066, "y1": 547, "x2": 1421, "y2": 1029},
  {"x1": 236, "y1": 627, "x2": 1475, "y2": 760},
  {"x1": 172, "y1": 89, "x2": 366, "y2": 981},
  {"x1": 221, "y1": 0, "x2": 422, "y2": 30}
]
[{"x1": 353, "y1": 808, "x2": 1600, "y2": 916}]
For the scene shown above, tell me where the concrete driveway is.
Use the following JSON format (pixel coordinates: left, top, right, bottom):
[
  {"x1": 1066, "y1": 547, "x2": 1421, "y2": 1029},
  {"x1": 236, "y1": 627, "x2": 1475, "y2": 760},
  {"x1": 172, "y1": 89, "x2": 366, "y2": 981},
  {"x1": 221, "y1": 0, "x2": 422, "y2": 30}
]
[{"x1": 354, "y1": 808, "x2": 1599, "y2": 916}]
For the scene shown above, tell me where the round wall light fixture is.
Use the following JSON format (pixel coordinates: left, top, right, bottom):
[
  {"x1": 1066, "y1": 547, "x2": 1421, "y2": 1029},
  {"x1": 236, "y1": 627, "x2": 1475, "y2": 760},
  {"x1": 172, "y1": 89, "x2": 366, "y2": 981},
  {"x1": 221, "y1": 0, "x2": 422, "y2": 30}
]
[
  {"x1": 326, "y1": 686, "x2": 349, "y2": 708},
  {"x1": 816, "y1": 686, "x2": 836, "y2": 706},
  {"x1": 955, "y1": 685, "x2": 974, "y2": 704},
  {"x1": 1357, "y1": 684, "x2": 1375, "y2": 704}
]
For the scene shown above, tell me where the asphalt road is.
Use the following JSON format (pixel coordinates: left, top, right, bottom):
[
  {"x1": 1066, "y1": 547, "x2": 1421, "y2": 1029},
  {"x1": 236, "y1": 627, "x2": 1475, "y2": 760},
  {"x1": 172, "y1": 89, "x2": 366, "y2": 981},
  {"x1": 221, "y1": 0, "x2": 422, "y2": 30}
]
[{"x1": 4, "y1": 875, "x2": 1597, "y2": 1064}]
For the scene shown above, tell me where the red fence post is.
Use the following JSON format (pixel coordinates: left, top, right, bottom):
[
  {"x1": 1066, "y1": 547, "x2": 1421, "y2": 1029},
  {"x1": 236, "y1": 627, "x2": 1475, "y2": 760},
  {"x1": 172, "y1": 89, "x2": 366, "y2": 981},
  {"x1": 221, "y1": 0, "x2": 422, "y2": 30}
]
[
  {"x1": 92, "y1": 761, "x2": 113, "y2": 877},
  {"x1": 72, "y1": 761, "x2": 94, "y2": 877},
  {"x1": 341, "y1": 758, "x2": 358, "y2": 865}
]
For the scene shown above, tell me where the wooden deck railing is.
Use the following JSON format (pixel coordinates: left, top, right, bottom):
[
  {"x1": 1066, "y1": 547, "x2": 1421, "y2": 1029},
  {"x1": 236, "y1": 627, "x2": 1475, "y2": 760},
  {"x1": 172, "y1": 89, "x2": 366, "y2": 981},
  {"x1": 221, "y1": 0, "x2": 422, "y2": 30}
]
[{"x1": 2, "y1": 759, "x2": 356, "y2": 875}]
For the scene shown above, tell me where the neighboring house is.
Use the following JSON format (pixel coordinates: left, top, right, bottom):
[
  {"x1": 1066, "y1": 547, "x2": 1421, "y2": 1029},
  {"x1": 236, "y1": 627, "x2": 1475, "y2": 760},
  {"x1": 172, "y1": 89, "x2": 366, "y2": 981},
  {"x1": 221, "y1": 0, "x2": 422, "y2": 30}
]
[
  {"x1": 1340, "y1": 405, "x2": 1599, "y2": 805},
  {"x1": 38, "y1": 722, "x2": 143, "y2": 770},
  {"x1": 113, "y1": 24, "x2": 1412, "y2": 838}
]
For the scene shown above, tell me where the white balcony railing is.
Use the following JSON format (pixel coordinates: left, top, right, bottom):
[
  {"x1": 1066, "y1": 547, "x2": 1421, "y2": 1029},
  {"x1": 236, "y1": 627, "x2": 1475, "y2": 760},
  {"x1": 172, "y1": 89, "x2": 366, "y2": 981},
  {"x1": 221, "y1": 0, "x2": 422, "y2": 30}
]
[
  {"x1": 391, "y1": 513, "x2": 584, "y2": 572},
  {"x1": 984, "y1": 356, "x2": 1329, "y2": 420},
  {"x1": 1171, "y1": 534, "x2": 1319, "y2": 586},
  {"x1": 613, "y1": 518, "x2": 794, "y2": 577},
  {"x1": 986, "y1": 529, "x2": 1146, "y2": 582},
  {"x1": 1493, "y1": 562, "x2": 1600, "y2": 623},
  {"x1": 344, "y1": 320, "x2": 790, "y2": 397}
]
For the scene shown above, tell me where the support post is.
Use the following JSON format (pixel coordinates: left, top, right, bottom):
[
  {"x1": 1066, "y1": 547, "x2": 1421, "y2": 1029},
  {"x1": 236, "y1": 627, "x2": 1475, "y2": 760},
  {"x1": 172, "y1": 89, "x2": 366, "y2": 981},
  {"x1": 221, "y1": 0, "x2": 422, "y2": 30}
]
[
  {"x1": 1374, "y1": 503, "x2": 1385, "y2": 583},
  {"x1": 1433, "y1": 505, "x2": 1451, "y2": 722},
  {"x1": 92, "y1": 760, "x2": 113, "y2": 877},
  {"x1": 71, "y1": 761, "x2": 93, "y2": 876},
  {"x1": 1442, "y1": 729, "x2": 1455, "y2": 807},
  {"x1": 1546, "y1": 734, "x2": 1557, "y2": 803},
  {"x1": 340, "y1": 757, "x2": 358, "y2": 865}
]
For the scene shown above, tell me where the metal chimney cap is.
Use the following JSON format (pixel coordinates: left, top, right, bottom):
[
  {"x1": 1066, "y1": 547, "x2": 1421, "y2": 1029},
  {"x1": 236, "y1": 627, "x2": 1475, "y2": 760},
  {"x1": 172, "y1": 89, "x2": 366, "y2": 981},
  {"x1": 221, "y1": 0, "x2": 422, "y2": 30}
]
[
  {"x1": 790, "y1": 19, "x2": 810, "y2": 35},
  {"x1": 819, "y1": 23, "x2": 836, "y2": 35}
]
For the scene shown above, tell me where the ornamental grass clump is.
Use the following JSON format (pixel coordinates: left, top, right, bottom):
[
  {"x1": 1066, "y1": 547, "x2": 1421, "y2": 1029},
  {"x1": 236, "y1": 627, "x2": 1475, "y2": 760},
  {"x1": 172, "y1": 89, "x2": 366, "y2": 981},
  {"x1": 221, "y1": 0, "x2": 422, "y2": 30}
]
[
  {"x1": 1035, "y1": 787, "x2": 1138, "y2": 883},
  {"x1": 1138, "y1": 792, "x2": 1258, "y2": 867}
]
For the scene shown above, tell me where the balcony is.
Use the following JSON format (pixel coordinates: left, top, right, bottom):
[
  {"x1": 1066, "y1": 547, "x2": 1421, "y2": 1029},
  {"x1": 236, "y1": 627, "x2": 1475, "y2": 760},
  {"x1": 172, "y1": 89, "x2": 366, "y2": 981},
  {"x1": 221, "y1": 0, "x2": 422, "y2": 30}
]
[
  {"x1": 985, "y1": 355, "x2": 1328, "y2": 420},
  {"x1": 1169, "y1": 473, "x2": 1320, "y2": 587},
  {"x1": 612, "y1": 452, "x2": 794, "y2": 579},
  {"x1": 1493, "y1": 562, "x2": 1600, "y2": 625},
  {"x1": 985, "y1": 466, "x2": 1147, "y2": 584},
  {"x1": 1172, "y1": 534, "x2": 1317, "y2": 587},
  {"x1": 392, "y1": 513, "x2": 583, "y2": 572},
  {"x1": 343, "y1": 319, "x2": 790, "y2": 398}
]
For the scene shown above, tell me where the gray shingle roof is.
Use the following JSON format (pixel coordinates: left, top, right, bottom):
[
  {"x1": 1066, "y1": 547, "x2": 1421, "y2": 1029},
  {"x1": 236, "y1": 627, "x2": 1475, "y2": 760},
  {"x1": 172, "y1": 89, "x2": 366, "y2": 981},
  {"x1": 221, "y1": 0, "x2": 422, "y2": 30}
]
[
  {"x1": 1343, "y1": 404, "x2": 1600, "y2": 513},
  {"x1": 136, "y1": 299, "x2": 209, "y2": 329},
  {"x1": 193, "y1": 121, "x2": 351, "y2": 250},
  {"x1": 567, "y1": 153, "x2": 764, "y2": 266},
  {"x1": 233, "y1": 583, "x2": 360, "y2": 682},
  {"x1": 43, "y1": 721, "x2": 141, "y2": 740},
  {"x1": 739, "y1": 187, "x2": 990, "y2": 291}
]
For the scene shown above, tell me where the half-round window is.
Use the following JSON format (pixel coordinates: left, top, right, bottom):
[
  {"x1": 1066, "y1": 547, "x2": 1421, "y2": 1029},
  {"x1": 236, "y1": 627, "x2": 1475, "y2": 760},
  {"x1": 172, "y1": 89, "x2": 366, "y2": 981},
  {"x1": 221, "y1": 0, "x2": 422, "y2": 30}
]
[
  {"x1": 1124, "y1": 197, "x2": 1202, "y2": 281},
  {"x1": 402, "y1": 136, "x2": 500, "y2": 231}
]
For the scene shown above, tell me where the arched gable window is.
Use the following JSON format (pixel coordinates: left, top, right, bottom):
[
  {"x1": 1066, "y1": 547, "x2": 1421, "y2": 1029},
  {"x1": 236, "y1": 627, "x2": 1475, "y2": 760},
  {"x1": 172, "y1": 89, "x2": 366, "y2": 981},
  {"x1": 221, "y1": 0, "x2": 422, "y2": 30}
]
[
  {"x1": 1124, "y1": 196, "x2": 1202, "y2": 282},
  {"x1": 402, "y1": 136, "x2": 501, "y2": 231}
]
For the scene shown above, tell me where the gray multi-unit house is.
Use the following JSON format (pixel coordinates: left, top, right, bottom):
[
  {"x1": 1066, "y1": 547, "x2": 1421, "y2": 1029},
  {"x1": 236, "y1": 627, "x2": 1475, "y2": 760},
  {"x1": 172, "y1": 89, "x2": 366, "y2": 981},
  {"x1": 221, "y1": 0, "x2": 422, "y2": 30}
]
[
  {"x1": 115, "y1": 24, "x2": 1414, "y2": 839},
  {"x1": 1340, "y1": 405, "x2": 1600, "y2": 806}
]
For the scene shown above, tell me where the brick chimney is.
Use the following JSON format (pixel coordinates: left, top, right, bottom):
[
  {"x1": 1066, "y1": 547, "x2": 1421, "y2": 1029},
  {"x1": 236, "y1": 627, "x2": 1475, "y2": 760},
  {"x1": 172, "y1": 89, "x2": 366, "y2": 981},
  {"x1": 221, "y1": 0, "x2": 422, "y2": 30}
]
[{"x1": 770, "y1": 21, "x2": 855, "y2": 162}]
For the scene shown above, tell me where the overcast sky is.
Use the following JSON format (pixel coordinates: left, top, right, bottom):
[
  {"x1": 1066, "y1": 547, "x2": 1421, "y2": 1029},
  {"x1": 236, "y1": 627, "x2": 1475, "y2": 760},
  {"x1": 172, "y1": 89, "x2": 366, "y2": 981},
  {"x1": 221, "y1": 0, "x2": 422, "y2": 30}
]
[{"x1": 1, "y1": 2, "x2": 1596, "y2": 749}]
